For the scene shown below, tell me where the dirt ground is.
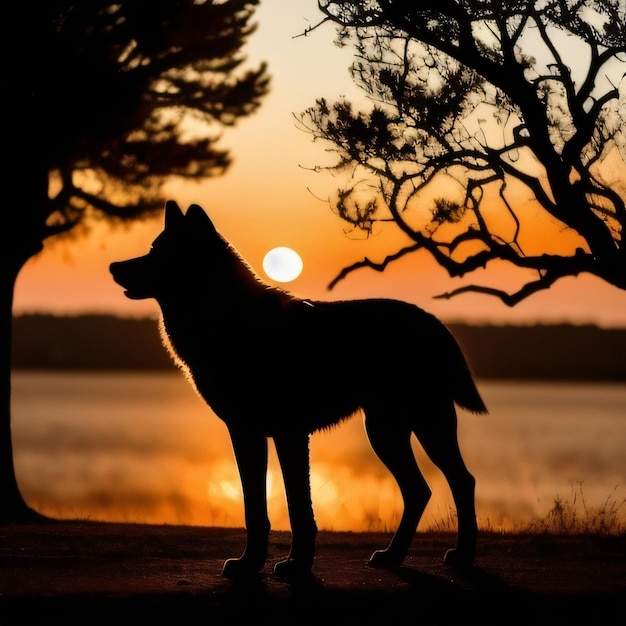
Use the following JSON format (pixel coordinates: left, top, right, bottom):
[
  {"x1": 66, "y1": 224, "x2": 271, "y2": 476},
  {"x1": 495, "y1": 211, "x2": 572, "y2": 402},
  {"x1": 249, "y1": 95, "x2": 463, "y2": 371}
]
[{"x1": 1, "y1": 521, "x2": 624, "y2": 624}]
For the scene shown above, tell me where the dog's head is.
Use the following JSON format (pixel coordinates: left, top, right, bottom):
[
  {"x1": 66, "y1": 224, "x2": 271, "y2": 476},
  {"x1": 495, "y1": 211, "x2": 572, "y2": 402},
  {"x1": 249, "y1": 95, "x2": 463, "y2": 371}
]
[{"x1": 110, "y1": 200, "x2": 220, "y2": 301}]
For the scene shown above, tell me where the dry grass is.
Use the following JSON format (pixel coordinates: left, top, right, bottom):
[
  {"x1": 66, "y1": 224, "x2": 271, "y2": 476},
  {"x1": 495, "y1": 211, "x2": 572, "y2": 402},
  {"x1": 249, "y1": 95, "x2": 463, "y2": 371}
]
[
  {"x1": 421, "y1": 484, "x2": 626, "y2": 536},
  {"x1": 526, "y1": 484, "x2": 626, "y2": 535}
]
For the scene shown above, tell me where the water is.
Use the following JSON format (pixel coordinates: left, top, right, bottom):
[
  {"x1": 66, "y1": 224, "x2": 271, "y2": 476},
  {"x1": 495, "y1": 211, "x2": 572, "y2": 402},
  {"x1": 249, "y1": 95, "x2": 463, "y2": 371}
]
[{"x1": 11, "y1": 371, "x2": 626, "y2": 531}]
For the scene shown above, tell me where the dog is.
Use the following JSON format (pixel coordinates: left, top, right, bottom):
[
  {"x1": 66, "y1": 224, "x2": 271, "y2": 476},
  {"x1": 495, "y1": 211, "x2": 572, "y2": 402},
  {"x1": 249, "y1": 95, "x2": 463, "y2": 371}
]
[{"x1": 110, "y1": 200, "x2": 487, "y2": 580}]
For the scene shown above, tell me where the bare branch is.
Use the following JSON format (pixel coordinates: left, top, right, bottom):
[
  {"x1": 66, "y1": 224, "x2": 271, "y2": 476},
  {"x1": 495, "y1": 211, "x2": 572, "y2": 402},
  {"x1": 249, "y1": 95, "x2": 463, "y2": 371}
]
[
  {"x1": 433, "y1": 273, "x2": 561, "y2": 307},
  {"x1": 327, "y1": 242, "x2": 421, "y2": 290}
]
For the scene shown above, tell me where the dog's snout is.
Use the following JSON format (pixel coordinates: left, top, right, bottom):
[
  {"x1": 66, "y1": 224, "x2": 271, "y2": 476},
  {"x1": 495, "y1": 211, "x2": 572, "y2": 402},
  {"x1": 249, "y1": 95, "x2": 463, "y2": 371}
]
[
  {"x1": 109, "y1": 259, "x2": 135, "y2": 290},
  {"x1": 109, "y1": 256, "x2": 155, "y2": 300},
  {"x1": 109, "y1": 260, "x2": 126, "y2": 283}
]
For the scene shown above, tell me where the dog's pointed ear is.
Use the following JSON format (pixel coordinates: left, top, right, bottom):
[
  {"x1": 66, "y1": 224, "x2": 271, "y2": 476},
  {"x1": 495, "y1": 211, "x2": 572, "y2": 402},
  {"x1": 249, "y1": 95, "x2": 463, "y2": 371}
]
[
  {"x1": 164, "y1": 200, "x2": 185, "y2": 230},
  {"x1": 186, "y1": 204, "x2": 217, "y2": 234}
]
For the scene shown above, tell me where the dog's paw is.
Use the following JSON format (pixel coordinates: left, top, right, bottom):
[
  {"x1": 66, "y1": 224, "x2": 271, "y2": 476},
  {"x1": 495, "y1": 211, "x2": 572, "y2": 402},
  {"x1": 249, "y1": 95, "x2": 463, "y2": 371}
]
[
  {"x1": 368, "y1": 549, "x2": 403, "y2": 569},
  {"x1": 272, "y1": 558, "x2": 314, "y2": 582},
  {"x1": 443, "y1": 548, "x2": 474, "y2": 569},
  {"x1": 221, "y1": 556, "x2": 263, "y2": 580}
]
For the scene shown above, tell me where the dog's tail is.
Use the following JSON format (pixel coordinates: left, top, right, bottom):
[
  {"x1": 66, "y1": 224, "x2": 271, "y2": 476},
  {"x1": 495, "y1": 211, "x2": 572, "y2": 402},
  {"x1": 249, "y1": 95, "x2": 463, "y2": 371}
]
[
  {"x1": 446, "y1": 330, "x2": 488, "y2": 415},
  {"x1": 453, "y1": 367, "x2": 488, "y2": 415}
]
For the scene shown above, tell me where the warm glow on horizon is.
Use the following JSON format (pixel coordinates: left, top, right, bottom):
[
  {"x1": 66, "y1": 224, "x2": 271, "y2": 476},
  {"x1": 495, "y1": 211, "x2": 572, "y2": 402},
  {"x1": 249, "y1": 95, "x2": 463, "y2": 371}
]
[
  {"x1": 14, "y1": 371, "x2": 626, "y2": 533},
  {"x1": 13, "y1": 202, "x2": 626, "y2": 328}
]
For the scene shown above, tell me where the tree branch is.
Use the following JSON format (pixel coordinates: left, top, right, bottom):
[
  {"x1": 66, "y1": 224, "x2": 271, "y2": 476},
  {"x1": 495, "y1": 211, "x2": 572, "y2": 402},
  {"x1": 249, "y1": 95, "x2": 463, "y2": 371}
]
[
  {"x1": 433, "y1": 272, "x2": 561, "y2": 307},
  {"x1": 327, "y1": 242, "x2": 421, "y2": 289}
]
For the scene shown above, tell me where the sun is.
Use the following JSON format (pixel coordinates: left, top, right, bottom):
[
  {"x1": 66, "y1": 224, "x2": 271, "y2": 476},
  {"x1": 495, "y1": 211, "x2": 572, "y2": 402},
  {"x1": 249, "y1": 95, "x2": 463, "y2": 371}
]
[{"x1": 262, "y1": 247, "x2": 303, "y2": 282}]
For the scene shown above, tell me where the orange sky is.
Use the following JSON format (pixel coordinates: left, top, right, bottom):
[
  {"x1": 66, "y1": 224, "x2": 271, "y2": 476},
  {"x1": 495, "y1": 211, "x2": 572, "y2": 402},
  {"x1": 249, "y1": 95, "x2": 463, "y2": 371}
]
[{"x1": 12, "y1": 1, "x2": 626, "y2": 327}]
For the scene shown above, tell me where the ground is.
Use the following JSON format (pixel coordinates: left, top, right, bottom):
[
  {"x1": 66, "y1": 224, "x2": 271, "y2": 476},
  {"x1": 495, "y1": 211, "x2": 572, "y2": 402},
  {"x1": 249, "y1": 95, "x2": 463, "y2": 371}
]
[{"x1": 1, "y1": 521, "x2": 624, "y2": 624}]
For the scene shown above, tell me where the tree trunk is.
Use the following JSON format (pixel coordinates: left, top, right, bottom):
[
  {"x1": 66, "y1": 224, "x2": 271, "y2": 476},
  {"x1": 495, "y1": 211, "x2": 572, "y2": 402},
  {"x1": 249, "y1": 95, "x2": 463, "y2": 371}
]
[
  {"x1": 0, "y1": 255, "x2": 48, "y2": 522},
  {"x1": 1, "y1": 164, "x2": 50, "y2": 522}
]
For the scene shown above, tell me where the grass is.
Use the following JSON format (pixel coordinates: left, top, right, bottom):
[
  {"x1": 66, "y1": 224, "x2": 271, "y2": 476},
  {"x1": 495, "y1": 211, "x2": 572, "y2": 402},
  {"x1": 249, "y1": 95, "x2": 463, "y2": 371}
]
[
  {"x1": 422, "y1": 484, "x2": 626, "y2": 536},
  {"x1": 526, "y1": 484, "x2": 626, "y2": 535}
]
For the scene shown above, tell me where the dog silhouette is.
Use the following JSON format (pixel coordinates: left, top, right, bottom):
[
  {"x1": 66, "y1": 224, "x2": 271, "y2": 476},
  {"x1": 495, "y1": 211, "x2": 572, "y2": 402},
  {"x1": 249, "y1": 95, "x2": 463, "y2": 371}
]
[{"x1": 110, "y1": 201, "x2": 487, "y2": 580}]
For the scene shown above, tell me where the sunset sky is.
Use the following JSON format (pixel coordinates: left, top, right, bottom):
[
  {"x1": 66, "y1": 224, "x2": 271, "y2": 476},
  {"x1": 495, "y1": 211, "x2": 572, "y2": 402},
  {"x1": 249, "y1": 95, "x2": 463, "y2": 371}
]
[{"x1": 13, "y1": 0, "x2": 626, "y2": 327}]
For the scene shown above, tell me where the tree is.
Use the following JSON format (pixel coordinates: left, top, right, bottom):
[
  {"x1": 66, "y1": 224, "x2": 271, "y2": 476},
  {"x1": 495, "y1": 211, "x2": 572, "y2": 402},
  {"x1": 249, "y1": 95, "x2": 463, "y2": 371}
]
[
  {"x1": 301, "y1": 0, "x2": 625, "y2": 303},
  {"x1": 2, "y1": 0, "x2": 269, "y2": 522}
]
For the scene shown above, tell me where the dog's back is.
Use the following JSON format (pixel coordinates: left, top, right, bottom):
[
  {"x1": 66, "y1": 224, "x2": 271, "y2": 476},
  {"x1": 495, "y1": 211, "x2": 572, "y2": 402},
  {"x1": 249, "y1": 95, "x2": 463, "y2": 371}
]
[{"x1": 301, "y1": 298, "x2": 487, "y2": 417}]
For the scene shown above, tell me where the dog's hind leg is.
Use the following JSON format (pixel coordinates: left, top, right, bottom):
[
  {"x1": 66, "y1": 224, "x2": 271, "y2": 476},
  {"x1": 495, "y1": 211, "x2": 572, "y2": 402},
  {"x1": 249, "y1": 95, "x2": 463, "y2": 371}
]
[
  {"x1": 364, "y1": 407, "x2": 431, "y2": 568},
  {"x1": 221, "y1": 428, "x2": 270, "y2": 579},
  {"x1": 272, "y1": 432, "x2": 318, "y2": 579},
  {"x1": 413, "y1": 401, "x2": 477, "y2": 568}
]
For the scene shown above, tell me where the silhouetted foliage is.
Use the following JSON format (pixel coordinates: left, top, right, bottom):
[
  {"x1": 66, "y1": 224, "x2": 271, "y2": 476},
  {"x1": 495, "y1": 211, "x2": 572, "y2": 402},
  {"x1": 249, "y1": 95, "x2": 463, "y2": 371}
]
[
  {"x1": 1, "y1": 0, "x2": 269, "y2": 521},
  {"x1": 6, "y1": 0, "x2": 268, "y2": 251},
  {"x1": 301, "y1": 0, "x2": 625, "y2": 304}
]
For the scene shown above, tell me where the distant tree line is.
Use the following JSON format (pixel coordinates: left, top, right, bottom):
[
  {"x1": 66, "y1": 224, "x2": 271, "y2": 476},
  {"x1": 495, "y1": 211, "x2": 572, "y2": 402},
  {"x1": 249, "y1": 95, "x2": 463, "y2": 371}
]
[
  {"x1": 448, "y1": 323, "x2": 625, "y2": 381},
  {"x1": 11, "y1": 314, "x2": 626, "y2": 381}
]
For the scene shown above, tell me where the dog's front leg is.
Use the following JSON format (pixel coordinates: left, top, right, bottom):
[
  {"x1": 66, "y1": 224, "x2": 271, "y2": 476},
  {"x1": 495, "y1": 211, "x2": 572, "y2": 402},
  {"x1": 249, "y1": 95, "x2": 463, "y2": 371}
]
[
  {"x1": 221, "y1": 427, "x2": 270, "y2": 579},
  {"x1": 272, "y1": 432, "x2": 318, "y2": 580}
]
